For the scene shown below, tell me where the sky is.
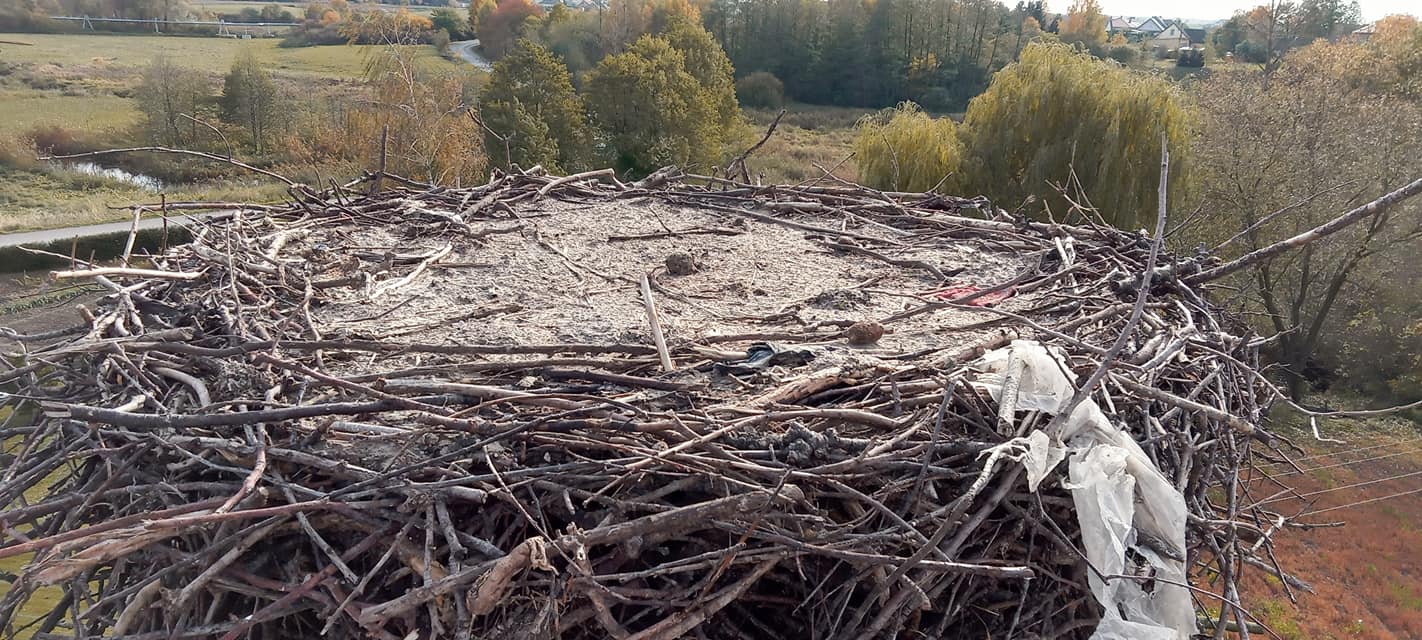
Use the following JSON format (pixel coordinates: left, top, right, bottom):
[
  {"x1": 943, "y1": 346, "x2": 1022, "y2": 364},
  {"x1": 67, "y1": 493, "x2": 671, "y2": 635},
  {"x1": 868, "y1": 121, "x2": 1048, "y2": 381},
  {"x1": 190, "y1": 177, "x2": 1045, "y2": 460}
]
[{"x1": 1048, "y1": 0, "x2": 1418, "y2": 22}]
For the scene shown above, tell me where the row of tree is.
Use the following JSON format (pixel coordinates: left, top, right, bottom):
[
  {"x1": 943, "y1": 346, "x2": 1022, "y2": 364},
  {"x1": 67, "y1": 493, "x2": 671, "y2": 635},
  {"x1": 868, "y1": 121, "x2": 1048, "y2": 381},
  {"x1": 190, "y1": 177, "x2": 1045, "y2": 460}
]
[
  {"x1": 466, "y1": 0, "x2": 1045, "y2": 111},
  {"x1": 131, "y1": 39, "x2": 484, "y2": 185},
  {"x1": 1210, "y1": 0, "x2": 1364, "y2": 66},
  {"x1": 701, "y1": 0, "x2": 1049, "y2": 109},
  {"x1": 135, "y1": 52, "x2": 282, "y2": 154},
  {"x1": 283, "y1": 1, "x2": 447, "y2": 47}
]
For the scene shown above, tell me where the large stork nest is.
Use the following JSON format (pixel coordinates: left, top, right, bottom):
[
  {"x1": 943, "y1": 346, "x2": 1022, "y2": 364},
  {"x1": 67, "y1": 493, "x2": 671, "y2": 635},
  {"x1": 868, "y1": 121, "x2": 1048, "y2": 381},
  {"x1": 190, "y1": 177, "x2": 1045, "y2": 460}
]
[{"x1": 0, "y1": 168, "x2": 1296, "y2": 639}]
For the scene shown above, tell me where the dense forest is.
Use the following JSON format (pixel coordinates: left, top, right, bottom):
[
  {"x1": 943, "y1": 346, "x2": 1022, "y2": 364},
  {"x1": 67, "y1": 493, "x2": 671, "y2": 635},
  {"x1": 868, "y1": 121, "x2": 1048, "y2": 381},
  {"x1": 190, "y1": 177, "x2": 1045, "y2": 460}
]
[{"x1": 703, "y1": 0, "x2": 1046, "y2": 109}]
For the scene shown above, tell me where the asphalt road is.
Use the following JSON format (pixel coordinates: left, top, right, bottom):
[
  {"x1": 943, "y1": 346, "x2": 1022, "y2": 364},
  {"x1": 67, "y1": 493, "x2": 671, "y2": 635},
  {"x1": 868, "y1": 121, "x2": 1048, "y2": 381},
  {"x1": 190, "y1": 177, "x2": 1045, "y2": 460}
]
[
  {"x1": 451, "y1": 40, "x2": 493, "y2": 71},
  {"x1": 0, "y1": 215, "x2": 209, "y2": 249}
]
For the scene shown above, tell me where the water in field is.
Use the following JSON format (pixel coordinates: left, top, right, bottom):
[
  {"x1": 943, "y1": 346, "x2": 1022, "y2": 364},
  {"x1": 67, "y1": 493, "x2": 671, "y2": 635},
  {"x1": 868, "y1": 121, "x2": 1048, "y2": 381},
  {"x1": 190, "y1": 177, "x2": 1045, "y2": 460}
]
[{"x1": 62, "y1": 162, "x2": 163, "y2": 191}]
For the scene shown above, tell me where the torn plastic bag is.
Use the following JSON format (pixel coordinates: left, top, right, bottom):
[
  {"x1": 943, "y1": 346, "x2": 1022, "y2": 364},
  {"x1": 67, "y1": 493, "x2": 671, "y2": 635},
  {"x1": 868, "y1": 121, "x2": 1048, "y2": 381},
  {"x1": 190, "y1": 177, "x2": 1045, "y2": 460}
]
[
  {"x1": 713, "y1": 342, "x2": 816, "y2": 376},
  {"x1": 972, "y1": 339, "x2": 1196, "y2": 640}
]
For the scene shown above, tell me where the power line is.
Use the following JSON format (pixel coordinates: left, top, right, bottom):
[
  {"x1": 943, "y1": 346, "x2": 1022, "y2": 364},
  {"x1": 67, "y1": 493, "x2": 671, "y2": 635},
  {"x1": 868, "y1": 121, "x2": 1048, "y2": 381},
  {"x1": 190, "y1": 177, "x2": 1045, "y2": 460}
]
[
  {"x1": 1303, "y1": 485, "x2": 1422, "y2": 516},
  {"x1": 1257, "y1": 436, "x2": 1422, "y2": 467},
  {"x1": 1259, "y1": 468, "x2": 1422, "y2": 506},
  {"x1": 1250, "y1": 445, "x2": 1422, "y2": 482}
]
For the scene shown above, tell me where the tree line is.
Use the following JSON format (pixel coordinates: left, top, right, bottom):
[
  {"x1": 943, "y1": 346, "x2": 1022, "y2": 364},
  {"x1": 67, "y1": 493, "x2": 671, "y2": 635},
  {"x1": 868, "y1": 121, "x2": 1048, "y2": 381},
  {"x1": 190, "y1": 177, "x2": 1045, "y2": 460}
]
[
  {"x1": 1210, "y1": 0, "x2": 1364, "y2": 66},
  {"x1": 127, "y1": 35, "x2": 484, "y2": 186},
  {"x1": 850, "y1": 17, "x2": 1422, "y2": 405},
  {"x1": 702, "y1": 0, "x2": 1047, "y2": 110},
  {"x1": 467, "y1": 0, "x2": 1048, "y2": 112}
]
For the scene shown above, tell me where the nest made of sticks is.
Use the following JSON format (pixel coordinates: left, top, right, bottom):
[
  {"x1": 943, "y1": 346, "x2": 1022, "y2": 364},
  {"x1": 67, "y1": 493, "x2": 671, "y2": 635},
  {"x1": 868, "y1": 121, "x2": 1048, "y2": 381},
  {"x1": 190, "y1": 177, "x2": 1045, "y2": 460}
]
[{"x1": 0, "y1": 167, "x2": 1296, "y2": 639}]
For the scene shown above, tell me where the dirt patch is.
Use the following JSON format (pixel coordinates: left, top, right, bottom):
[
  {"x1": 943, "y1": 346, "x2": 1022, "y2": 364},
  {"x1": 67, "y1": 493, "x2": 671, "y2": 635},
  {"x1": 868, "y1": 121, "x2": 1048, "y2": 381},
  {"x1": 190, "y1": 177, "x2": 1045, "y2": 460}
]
[
  {"x1": 1239, "y1": 419, "x2": 1422, "y2": 640},
  {"x1": 302, "y1": 196, "x2": 1033, "y2": 381},
  {"x1": 0, "y1": 273, "x2": 103, "y2": 336}
]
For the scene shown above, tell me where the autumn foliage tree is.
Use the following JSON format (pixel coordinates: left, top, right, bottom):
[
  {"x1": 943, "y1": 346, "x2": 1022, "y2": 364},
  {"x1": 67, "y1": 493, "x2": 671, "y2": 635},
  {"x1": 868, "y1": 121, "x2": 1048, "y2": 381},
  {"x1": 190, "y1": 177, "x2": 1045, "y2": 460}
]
[
  {"x1": 600, "y1": 0, "x2": 701, "y2": 53},
  {"x1": 1359, "y1": 14, "x2": 1422, "y2": 99},
  {"x1": 468, "y1": 0, "x2": 495, "y2": 34},
  {"x1": 1193, "y1": 38, "x2": 1422, "y2": 400},
  {"x1": 1058, "y1": 0, "x2": 1107, "y2": 49},
  {"x1": 351, "y1": 41, "x2": 486, "y2": 185},
  {"x1": 478, "y1": 40, "x2": 591, "y2": 173},
  {"x1": 478, "y1": 0, "x2": 544, "y2": 59}
]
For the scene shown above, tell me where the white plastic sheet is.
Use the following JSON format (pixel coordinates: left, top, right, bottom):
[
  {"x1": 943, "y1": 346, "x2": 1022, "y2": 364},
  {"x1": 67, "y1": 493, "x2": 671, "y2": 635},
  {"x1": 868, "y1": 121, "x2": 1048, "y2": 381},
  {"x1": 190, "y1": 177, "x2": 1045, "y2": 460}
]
[{"x1": 973, "y1": 340, "x2": 1195, "y2": 640}]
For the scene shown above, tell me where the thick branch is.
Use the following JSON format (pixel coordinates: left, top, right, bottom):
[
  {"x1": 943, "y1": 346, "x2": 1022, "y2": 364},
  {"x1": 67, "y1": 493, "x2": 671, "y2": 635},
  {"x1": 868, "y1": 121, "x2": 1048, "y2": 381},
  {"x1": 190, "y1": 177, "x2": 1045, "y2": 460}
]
[{"x1": 1188, "y1": 176, "x2": 1422, "y2": 284}]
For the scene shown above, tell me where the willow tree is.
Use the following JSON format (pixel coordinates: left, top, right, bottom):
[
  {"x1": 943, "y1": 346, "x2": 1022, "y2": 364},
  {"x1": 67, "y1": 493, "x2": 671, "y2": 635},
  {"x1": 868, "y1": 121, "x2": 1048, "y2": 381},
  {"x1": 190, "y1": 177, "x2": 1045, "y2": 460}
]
[
  {"x1": 853, "y1": 103, "x2": 963, "y2": 193},
  {"x1": 960, "y1": 43, "x2": 1195, "y2": 228},
  {"x1": 478, "y1": 40, "x2": 591, "y2": 173}
]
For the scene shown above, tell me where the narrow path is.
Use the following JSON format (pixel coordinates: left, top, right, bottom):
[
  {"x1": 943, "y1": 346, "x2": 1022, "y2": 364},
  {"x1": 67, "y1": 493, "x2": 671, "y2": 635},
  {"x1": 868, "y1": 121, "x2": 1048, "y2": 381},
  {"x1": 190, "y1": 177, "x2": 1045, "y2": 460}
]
[
  {"x1": 0, "y1": 215, "x2": 208, "y2": 249},
  {"x1": 450, "y1": 40, "x2": 492, "y2": 71}
]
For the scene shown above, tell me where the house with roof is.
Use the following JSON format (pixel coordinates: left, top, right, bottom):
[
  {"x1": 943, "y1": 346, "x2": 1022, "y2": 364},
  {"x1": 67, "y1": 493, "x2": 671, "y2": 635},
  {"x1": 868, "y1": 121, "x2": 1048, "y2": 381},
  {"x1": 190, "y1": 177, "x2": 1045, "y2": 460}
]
[
  {"x1": 1149, "y1": 22, "x2": 1207, "y2": 50},
  {"x1": 1106, "y1": 16, "x2": 1171, "y2": 41},
  {"x1": 1133, "y1": 17, "x2": 1169, "y2": 36},
  {"x1": 1149, "y1": 24, "x2": 1190, "y2": 50},
  {"x1": 1107, "y1": 16, "x2": 1137, "y2": 35}
]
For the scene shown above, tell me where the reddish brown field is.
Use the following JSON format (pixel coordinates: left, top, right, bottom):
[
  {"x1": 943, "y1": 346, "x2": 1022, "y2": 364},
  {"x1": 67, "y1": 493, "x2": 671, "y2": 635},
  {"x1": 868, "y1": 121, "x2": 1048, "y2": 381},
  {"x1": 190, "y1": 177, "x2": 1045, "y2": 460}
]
[{"x1": 1239, "y1": 422, "x2": 1422, "y2": 640}]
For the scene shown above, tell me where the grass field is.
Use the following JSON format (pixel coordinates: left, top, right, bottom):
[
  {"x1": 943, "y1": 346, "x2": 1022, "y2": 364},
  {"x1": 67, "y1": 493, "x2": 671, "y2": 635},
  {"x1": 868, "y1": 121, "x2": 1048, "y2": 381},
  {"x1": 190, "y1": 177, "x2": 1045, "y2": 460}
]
[
  {"x1": 0, "y1": 32, "x2": 469, "y2": 232},
  {"x1": 742, "y1": 104, "x2": 871, "y2": 184},
  {"x1": 192, "y1": 0, "x2": 440, "y2": 15},
  {"x1": 0, "y1": 93, "x2": 138, "y2": 137},
  {"x1": 0, "y1": 32, "x2": 456, "y2": 78},
  {"x1": 0, "y1": 167, "x2": 289, "y2": 234}
]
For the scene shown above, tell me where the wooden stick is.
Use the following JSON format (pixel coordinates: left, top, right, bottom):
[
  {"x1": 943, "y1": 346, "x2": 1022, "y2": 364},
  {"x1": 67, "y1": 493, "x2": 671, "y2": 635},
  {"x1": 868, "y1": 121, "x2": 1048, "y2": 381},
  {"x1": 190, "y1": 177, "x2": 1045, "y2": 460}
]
[
  {"x1": 640, "y1": 273, "x2": 675, "y2": 372},
  {"x1": 52, "y1": 267, "x2": 203, "y2": 281},
  {"x1": 121, "y1": 207, "x2": 142, "y2": 266},
  {"x1": 538, "y1": 168, "x2": 619, "y2": 196}
]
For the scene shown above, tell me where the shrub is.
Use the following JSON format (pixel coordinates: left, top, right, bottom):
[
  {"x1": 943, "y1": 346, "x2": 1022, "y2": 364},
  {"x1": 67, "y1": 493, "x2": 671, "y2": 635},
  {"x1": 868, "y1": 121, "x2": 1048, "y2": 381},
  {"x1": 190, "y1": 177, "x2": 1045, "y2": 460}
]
[
  {"x1": 0, "y1": 136, "x2": 39, "y2": 170},
  {"x1": 430, "y1": 7, "x2": 473, "y2": 40},
  {"x1": 1177, "y1": 48, "x2": 1205, "y2": 68},
  {"x1": 1106, "y1": 44, "x2": 1140, "y2": 65},
  {"x1": 0, "y1": 6, "x2": 58, "y2": 33},
  {"x1": 736, "y1": 72, "x2": 785, "y2": 109},
  {"x1": 431, "y1": 28, "x2": 451, "y2": 55},
  {"x1": 853, "y1": 102, "x2": 963, "y2": 193},
  {"x1": 659, "y1": 17, "x2": 740, "y2": 130},
  {"x1": 28, "y1": 125, "x2": 97, "y2": 157}
]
